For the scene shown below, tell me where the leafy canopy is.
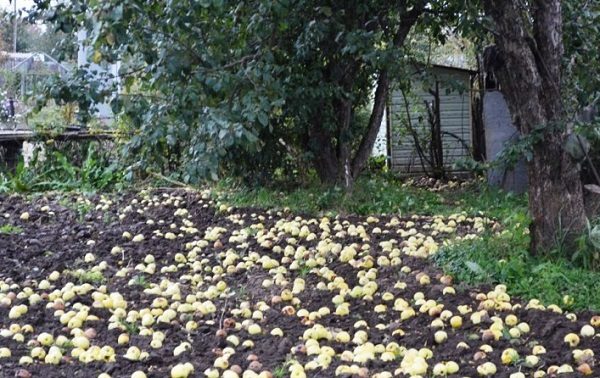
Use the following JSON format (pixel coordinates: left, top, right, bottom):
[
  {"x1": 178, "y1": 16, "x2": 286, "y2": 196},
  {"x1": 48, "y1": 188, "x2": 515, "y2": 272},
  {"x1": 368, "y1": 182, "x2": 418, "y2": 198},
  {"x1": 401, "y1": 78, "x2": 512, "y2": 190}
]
[{"x1": 30, "y1": 0, "x2": 461, "y2": 184}]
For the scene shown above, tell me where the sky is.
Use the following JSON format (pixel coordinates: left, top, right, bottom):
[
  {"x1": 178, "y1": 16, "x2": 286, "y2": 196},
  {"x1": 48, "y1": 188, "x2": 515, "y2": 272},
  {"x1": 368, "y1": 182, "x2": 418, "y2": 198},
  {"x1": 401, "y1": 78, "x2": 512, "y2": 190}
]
[
  {"x1": 1, "y1": 0, "x2": 48, "y2": 35},
  {"x1": 0, "y1": 0, "x2": 36, "y2": 12}
]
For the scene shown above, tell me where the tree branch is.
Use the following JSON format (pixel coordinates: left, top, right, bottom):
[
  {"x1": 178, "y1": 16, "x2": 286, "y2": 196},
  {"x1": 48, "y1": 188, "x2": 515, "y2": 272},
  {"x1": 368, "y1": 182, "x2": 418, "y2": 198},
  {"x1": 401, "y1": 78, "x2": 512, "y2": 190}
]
[
  {"x1": 401, "y1": 87, "x2": 433, "y2": 174},
  {"x1": 350, "y1": 2, "x2": 425, "y2": 178},
  {"x1": 351, "y1": 71, "x2": 389, "y2": 178}
]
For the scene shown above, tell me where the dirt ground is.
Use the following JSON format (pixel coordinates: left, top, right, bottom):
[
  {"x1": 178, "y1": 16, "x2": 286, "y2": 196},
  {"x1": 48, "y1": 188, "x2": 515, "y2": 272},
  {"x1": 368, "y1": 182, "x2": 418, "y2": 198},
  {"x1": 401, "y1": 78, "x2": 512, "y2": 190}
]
[{"x1": 0, "y1": 189, "x2": 597, "y2": 377}]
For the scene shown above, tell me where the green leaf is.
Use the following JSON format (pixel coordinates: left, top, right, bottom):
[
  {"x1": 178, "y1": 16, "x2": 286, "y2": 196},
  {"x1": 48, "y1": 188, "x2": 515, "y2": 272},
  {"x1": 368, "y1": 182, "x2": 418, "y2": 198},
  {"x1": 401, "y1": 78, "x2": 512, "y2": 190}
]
[
  {"x1": 465, "y1": 261, "x2": 485, "y2": 275},
  {"x1": 257, "y1": 112, "x2": 268, "y2": 127},
  {"x1": 319, "y1": 6, "x2": 333, "y2": 17}
]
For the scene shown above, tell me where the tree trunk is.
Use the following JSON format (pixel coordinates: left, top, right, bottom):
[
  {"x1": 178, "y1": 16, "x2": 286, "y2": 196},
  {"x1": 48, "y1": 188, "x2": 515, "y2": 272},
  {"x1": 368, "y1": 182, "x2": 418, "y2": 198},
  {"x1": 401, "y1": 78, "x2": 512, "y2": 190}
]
[
  {"x1": 313, "y1": 153, "x2": 339, "y2": 185},
  {"x1": 483, "y1": 0, "x2": 586, "y2": 253},
  {"x1": 308, "y1": 2, "x2": 425, "y2": 190},
  {"x1": 351, "y1": 71, "x2": 389, "y2": 178},
  {"x1": 310, "y1": 128, "x2": 339, "y2": 185},
  {"x1": 337, "y1": 98, "x2": 353, "y2": 190},
  {"x1": 350, "y1": 3, "x2": 425, "y2": 182},
  {"x1": 427, "y1": 81, "x2": 445, "y2": 179}
]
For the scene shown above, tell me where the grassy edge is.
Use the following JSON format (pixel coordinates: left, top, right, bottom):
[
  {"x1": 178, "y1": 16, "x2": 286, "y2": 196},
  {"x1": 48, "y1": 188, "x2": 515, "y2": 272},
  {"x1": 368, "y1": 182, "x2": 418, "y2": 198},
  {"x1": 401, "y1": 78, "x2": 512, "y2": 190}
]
[
  {"x1": 212, "y1": 175, "x2": 525, "y2": 219},
  {"x1": 433, "y1": 231, "x2": 600, "y2": 312}
]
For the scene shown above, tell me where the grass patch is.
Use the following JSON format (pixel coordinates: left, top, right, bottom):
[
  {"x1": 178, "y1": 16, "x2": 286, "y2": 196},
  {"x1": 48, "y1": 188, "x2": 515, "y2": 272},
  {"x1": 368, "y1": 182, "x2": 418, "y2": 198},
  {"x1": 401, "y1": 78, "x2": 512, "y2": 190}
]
[
  {"x1": 0, "y1": 224, "x2": 23, "y2": 235},
  {"x1": 272, "y1": 362, "x2": 290, "y2": 378},
  {"x1": 68, "y1": 269, "x2": 106, "y2": 285},
  {"x1": 434, "y1": 226, "x2": 600, "y2": 312},
  {"x1": 214, "y1": 175, "x2": 524, "y2": 219},
  {"x1": 120, "y1": 320, "x2": 140, "y2": 335},
  {"x1": 432, "y1": 188, "x2": 600, "y2": 311}
]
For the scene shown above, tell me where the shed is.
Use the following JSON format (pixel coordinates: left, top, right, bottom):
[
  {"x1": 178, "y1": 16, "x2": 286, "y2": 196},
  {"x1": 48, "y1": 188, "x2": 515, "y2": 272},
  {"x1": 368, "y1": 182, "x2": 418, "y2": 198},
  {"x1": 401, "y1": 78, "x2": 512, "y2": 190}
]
[{"x1": 387, "y1": 64, "x2": 476, "y2": 175}]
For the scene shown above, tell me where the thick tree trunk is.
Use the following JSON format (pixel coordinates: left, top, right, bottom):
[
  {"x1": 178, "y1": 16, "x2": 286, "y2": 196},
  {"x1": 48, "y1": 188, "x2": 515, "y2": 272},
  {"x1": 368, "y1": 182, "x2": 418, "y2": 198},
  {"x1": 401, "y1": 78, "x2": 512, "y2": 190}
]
[
  {"x1": 313, "y1": 154, "x2": 339, "y2": 185},
  {"x1": 484, "y1": 0, "x2": 586, "y2": 253},
  {"x1": 308, "y1": 115, "x2": 340, "y2": 185}
]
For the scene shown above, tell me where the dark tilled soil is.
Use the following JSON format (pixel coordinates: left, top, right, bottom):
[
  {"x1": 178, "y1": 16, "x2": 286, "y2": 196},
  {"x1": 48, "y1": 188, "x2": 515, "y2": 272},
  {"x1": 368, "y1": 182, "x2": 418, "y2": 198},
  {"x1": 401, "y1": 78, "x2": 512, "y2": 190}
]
[{"x1": 0, "y1": 190, "x2": 597, "y2": 378}]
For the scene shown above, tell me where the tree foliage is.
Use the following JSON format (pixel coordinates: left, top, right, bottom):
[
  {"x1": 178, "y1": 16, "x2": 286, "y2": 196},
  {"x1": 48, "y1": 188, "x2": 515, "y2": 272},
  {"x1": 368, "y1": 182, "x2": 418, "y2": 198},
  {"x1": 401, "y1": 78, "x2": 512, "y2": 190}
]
[
  {"x1": 29, "y1": 0, "x2": 597, "y2": 189},
  {"x1": 563, "y1": 0, "x2": 600, "y2": 114},
  {"x1": 30, "y1": 0, "x2": 472, "y2": 186}
]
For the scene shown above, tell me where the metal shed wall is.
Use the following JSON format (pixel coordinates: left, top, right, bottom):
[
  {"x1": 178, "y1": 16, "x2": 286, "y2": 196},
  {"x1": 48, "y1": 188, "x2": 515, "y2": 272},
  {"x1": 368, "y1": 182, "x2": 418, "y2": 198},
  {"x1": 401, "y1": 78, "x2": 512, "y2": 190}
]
[{"x1": 389, "y1": 66, "x2": 472, "y2": 174}]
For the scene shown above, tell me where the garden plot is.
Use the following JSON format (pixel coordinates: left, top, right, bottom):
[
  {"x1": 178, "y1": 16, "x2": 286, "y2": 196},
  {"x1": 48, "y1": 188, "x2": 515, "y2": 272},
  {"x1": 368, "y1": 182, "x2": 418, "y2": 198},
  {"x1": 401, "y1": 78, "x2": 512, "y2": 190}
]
[{"x1": 0, "y1": 190, "x2": 598, "y2": 378}]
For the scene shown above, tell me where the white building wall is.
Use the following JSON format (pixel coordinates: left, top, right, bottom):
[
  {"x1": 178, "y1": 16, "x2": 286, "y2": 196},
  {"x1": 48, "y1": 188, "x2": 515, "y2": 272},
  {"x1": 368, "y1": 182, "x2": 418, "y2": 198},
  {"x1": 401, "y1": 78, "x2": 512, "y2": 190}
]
[
  {"x1": 371, "y1": 107, "x2": 388, "y2": 157},
  {"x1": 77, "y1": 30, "x2": 119, "y2": 122}
]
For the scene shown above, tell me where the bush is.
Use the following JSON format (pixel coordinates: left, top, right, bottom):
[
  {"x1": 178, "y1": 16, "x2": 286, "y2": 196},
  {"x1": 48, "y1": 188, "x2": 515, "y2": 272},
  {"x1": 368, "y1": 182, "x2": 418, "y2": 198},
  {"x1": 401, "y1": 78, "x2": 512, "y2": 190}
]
[
  {"x1": 26, "y1": 103, "x2": 77, "y2": 133},
  {"x1": 367, "y1": 155, "x2": 388, "y2": 173},
  {"x1": 0, "y1": 140, "x2": 124, "y2": 193}
]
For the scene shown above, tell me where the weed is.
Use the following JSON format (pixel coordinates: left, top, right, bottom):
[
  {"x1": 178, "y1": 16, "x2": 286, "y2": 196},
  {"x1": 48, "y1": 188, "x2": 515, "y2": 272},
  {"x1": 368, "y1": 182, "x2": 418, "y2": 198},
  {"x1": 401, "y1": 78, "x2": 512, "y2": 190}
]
[
  {"x1": 243, "y1": 227, "x2": 258, "y2": 237},
  {"x1": 0, "y1": 142, "x2": 124, "y2": 194},
  {"x1": 102, "y1": 212, "x2": 115, "y2": 224},
  {"x1": 60, "y1": 340, "x2": 75, "y2": 351},
  {"x1": 571, "y1": 218, "x2": 600, "y2": 270},
  {"x1": 234, "y1": 286, "x2": 247, "y2": 299},
  {"x1": 58, "y1": 195, "x2": 94, "y2": 222},
  {"x1": 296, "y1": 260, "x2": 311, "y2": 278},
  {"x1": 0, "y1": 224, "x2": 22, "y2": 234},
  {"x1": 272, "y1": 363, "x2": 287, "y2": 378},
  {"x1": 69, "y1": 269, "x2": 105, "y2": 284},
  {"x1": 129, "y1": 275, "x2": 150, "y2": 288},
  {"x1": 298, "y1": 265, "x2": 311, "y2": 278},
  {"x1": 120, "y1": 320, "x2": 140, "y2": 335},
  {"x1": 76, "y1": 201, "x2": 93, "y2": 222}
]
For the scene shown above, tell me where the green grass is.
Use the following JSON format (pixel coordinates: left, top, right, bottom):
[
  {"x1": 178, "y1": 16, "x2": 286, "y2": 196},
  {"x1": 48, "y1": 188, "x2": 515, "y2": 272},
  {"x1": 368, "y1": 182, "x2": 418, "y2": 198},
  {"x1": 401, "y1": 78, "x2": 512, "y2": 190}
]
[
  {"x1": 59, "y1": 340, "x2": 75, "y2": 351},
  {"x1": 272, "y1": 363, "x2": 288, "y2": 378},
  {"x1": 298, "y1": 264, "x2": 311, "y2": 278},
  {"x1": 429, "y1": 182, "x2": 600, "y2": 311},
  {"x1": 129, "y1": 275, "x2": 150, "y2": 289},
  {"x1": 0, "y1": 224, "x2": 23, "y2": 235},
  {"x1": 68, "y1": 269, "x2": 106, "y2": 285},
  {"x1": 120, "y1": 320, "x2": 140, "y2": 335},
  {"x1": 214, "y1": 175, "x2": 524, "y2": 219},
  {"x1": 433, "y1": 220, "x2": 600, "y2": 312}
]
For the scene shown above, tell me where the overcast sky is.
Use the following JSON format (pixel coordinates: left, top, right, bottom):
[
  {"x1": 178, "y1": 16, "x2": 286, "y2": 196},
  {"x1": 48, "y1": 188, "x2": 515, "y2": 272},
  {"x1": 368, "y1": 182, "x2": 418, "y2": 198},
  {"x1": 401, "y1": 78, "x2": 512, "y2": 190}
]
[{"x1": 0, "y1": 0, "x2": 36, "y2": 12}]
